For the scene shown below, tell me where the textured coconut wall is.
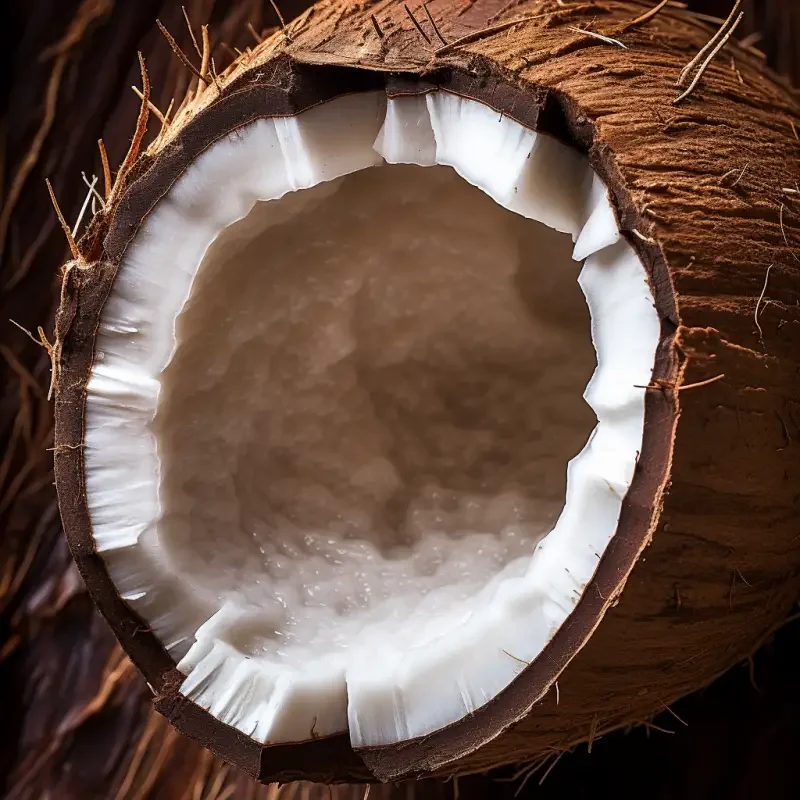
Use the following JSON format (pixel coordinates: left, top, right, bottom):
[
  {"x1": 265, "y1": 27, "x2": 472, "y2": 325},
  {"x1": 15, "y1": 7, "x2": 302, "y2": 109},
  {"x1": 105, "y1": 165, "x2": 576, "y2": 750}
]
[{"x1": 1, "y1": 1, "x2": 799, "y2": 799}]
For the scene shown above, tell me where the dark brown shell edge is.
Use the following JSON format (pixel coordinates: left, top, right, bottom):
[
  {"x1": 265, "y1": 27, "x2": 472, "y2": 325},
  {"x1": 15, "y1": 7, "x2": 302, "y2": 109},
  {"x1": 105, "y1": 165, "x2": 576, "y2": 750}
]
[{"x1": 52, "y1": 0, "x2": 800, "y2": 786}]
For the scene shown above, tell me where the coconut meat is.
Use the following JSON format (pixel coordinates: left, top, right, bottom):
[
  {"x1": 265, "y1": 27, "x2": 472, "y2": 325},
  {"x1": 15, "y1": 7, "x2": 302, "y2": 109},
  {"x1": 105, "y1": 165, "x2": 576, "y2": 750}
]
[{"x1": 85, "y1": 92, "x2": 660, "y2": 746}]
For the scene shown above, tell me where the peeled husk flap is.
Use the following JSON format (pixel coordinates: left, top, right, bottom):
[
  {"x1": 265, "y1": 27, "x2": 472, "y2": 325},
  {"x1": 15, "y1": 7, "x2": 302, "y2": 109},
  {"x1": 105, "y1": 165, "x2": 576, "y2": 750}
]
[{"x1": 51, "y1": 0, "x2": 800, "y2": 786}]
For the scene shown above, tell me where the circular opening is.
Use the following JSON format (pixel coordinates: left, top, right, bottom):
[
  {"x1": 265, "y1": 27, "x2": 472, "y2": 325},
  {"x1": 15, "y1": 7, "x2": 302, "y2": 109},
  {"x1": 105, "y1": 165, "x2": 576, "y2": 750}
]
[{"x1": 152, "y1": 163, "x2": 596, "y2": 665}]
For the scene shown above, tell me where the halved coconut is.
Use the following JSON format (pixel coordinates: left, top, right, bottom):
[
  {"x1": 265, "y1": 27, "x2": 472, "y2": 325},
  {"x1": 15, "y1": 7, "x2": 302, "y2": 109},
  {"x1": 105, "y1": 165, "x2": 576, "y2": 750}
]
[{"x1": 54, "y1": 0, "x2": 800, "y2": 786}]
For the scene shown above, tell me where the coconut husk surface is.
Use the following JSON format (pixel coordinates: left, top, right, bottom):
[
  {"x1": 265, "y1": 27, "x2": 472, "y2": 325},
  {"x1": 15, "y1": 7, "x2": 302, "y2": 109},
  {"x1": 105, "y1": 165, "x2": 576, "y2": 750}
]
[{"x1": 2, "y1": 0, "x2": 799, "y2": 798}]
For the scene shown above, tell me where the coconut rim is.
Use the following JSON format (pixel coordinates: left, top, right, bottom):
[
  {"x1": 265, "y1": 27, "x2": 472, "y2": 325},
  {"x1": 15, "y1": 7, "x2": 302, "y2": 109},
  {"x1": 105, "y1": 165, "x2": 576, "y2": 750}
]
[{"x1": 53, "y1": 56, "x2": 680, "y2": 783}]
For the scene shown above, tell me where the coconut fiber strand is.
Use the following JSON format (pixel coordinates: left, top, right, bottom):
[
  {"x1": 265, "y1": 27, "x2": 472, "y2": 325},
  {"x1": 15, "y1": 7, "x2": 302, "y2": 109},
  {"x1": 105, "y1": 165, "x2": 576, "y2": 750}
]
[{"x1": 1, "y1": 0, "x2": 799, "y2": 798}]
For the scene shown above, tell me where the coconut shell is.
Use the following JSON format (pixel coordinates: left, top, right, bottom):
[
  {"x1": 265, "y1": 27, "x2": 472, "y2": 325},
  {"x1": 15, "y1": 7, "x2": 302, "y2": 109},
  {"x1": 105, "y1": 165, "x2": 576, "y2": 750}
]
[{"x1": 47, "y1": 0, "x2": 800, "y2": 788}]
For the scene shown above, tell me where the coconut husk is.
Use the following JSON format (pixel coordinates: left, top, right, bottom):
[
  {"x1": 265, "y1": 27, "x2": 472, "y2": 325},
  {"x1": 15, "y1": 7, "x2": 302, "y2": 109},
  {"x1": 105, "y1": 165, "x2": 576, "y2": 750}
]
[{"x1": 1, "y1": 0, "x2": 799, "y2": 798}]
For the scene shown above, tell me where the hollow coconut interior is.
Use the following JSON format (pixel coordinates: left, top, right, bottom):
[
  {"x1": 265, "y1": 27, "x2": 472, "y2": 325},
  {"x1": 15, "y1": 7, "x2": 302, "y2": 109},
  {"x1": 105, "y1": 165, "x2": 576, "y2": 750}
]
[{"x1": 86, "y1": 91, "x2": 660, "y2": 747}]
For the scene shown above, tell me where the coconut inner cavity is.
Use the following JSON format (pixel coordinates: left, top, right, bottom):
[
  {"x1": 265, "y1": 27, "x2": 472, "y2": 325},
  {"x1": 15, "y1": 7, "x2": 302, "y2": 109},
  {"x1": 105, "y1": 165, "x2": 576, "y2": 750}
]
[{"x1": 154, "y1": 164, "x2": 595, "y2": 666}]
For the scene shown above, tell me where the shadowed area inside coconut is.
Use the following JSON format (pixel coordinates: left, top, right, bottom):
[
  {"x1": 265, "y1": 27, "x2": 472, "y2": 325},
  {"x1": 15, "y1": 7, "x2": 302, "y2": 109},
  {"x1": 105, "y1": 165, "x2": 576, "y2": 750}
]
[
  {"x1": 86, "y1": 91, "x2": 660, "y2": 748},
  {"x1": 156, "y1": 161, "x2": 595, "y2": 653}
]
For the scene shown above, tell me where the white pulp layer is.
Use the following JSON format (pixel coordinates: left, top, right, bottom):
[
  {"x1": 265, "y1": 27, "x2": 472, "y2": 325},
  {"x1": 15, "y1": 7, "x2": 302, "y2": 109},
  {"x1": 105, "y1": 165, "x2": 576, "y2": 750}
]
[{"x1": 85, "y1": 91, "x2": 660, "y2": 747}]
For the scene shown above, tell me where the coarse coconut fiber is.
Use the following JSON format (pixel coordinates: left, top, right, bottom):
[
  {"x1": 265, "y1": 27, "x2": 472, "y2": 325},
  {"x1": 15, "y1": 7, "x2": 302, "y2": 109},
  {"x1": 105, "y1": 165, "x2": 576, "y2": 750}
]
[{"x1": 52, "y1": 0, "x2": 800, "y2": 786}]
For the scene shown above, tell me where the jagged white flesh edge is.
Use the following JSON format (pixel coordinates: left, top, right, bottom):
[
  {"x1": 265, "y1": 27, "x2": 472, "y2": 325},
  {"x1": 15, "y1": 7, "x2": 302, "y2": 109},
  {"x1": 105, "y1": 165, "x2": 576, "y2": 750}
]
[{"x1": 83, "y1": 90, "x2": 659, "y2": 747}]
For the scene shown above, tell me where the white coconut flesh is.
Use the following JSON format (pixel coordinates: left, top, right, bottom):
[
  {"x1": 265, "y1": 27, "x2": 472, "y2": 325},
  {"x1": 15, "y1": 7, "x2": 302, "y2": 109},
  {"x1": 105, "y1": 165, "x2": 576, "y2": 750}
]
[{"x1": 86, "y1": 91, "x2": 660, "y2": 747}]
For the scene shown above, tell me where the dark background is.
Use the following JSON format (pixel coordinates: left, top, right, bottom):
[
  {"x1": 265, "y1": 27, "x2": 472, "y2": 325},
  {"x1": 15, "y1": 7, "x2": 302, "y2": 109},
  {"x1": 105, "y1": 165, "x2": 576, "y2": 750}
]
[{"x1": 1, "y1": 2, "x2": 798, "y2": 798}]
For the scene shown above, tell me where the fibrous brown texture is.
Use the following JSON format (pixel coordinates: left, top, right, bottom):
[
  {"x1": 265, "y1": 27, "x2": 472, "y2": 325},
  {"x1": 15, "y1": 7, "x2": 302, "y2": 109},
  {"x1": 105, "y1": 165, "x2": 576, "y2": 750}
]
[
  {"x1": 46, "y1": 0, "x2": 800, "y2": 786},
  {"x1": 2, "y1": 0, "x2": 800, "y2": 797}
]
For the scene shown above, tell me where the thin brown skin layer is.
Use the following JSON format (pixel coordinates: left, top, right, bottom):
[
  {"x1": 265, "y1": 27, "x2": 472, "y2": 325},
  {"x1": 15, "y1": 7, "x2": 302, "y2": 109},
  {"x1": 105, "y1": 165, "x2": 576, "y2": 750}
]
[{"x1": 48, "y1": 0, "x2": 799, "y2": 787}]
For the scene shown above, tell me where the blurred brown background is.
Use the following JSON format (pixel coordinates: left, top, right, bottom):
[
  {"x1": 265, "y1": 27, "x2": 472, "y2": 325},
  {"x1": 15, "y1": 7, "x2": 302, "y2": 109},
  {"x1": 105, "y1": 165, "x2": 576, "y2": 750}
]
[{"x1": 1, "y1": 2, "x2": 798, "y2": 798}]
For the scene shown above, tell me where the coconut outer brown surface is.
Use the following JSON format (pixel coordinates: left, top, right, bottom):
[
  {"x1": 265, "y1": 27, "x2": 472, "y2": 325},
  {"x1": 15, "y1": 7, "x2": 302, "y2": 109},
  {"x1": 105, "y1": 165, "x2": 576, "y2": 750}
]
[{"x1": 45, "y1": 0, "x2": 800, "y2": 788}]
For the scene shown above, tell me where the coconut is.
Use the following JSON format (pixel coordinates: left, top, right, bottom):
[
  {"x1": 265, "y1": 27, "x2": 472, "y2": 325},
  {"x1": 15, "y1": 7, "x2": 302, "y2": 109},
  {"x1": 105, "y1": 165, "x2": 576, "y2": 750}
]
[{"x1": 52, "y1": 0, "x2": 800, "y2": 787}]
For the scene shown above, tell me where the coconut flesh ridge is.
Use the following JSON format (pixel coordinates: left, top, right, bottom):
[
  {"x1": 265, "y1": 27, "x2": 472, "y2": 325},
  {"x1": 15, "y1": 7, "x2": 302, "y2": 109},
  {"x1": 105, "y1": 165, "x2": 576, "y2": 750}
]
[{"x1": 86, "y1": 90, "x2": 660, "y2": 747}]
